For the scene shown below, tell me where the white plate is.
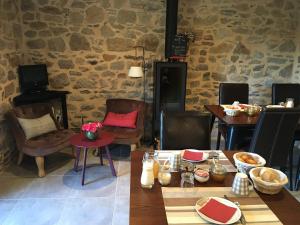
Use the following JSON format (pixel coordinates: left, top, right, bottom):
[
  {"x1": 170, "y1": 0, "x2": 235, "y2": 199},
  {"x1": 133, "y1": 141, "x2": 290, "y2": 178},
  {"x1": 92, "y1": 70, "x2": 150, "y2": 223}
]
[
  {"x1": 266, "y1": 105, "x2": 285, "y2": 108},
  {"x1": 181, "y1": 149, "x2": 209, "y2": 162},
  {"x1": 195, "y1": 197, "x2": 241, "y2": 225}
]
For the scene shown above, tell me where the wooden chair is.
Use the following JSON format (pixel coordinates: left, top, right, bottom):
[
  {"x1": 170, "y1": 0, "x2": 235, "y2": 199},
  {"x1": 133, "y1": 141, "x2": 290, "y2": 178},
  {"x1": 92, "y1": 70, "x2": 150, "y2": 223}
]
[
  {"x1": 101, "y1": 99, "x2": 145, "y2": 151},
  {"x1": 6, "y1": 103, "x2": 74, "y2": 177},
  {"x1": 160, "y1": 111, "x2": 211, "y2": 150}
]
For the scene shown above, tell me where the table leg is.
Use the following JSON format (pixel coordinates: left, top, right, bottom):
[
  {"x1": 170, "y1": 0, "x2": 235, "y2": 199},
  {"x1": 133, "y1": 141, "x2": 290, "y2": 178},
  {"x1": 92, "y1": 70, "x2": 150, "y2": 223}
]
[
  {"x1": 81, "y1": 147, "x2": 88, "y2": 186},
  {"x1": 289, "y1": 143, "x2": 294, "y2": 190},
  {"x1": 99, "y1": 147, "x2": 103, "y2": 166},
  {"x1": 226, "y1": 126, "x2": 238, "y2": 150},
  {"x1": 73, "y1": 147, "x2": 81, "y2": 172},
  {"x1": 105, "y1": 145, "x2": 116, "y2": 177},
  {"x1": 210, "y1": 114, "x2": 215, "y2": 133}
]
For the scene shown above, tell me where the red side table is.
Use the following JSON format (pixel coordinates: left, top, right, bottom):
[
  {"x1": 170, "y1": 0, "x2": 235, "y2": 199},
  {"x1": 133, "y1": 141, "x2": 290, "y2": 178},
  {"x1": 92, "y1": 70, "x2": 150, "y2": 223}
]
[{"x1": 70, "y1": 131, "x2": 116, "y2": 185}]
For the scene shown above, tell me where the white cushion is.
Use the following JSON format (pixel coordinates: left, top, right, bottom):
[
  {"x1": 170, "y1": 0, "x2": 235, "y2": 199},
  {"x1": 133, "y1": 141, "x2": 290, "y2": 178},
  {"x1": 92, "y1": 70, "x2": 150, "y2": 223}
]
[{"x1": 17, "y1": 114, "x2": 57, "y2": 139}]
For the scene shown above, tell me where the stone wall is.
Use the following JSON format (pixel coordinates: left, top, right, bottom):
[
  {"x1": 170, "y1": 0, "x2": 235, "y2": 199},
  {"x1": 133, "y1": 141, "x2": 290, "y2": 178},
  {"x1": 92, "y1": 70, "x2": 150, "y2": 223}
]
[
  {"x1": 1, "y1": 0, "x2": 300, "y2": 170},
  {"x1": 178, "y1": 0, "x2": 300, "y2": 110},
  {"x1": 20, "y1": 0, "x2": 166, "y2": 128},
  {"x1": 0, "y1": 0, "x2": 23, "y2": 171}
]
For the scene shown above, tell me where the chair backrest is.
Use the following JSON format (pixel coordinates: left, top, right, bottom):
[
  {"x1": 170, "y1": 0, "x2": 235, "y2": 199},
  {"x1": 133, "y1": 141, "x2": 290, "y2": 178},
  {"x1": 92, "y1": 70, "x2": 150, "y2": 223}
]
[
  {"x1": 219, "y1": 83, "x2": 249, "y2": 104},
  {"x1": 160, "y1": 111, "x2": 211, "y2": 150},
  {"x1": 105, "y1": 98, "x2": 145, "y2": 131},
  {"x1": 272, "y1": 83, "x2": 300, "y2": 107},
  {"x1": 249, "y1": 107, "x2": 300, "y2": 167}
]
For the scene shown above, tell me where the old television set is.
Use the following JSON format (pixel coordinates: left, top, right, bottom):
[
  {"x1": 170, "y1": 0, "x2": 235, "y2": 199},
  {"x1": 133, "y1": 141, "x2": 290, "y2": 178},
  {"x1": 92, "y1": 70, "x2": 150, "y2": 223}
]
[{"x1": 18, "y1": 64, "x2": 49, "y2": 93}]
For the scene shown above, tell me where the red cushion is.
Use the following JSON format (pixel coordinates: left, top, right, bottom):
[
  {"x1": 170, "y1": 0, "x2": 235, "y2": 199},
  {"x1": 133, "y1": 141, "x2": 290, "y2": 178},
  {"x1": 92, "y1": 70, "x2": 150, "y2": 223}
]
[{"x1": 103, "y1": 111, "x2": 138, "y2": 129}]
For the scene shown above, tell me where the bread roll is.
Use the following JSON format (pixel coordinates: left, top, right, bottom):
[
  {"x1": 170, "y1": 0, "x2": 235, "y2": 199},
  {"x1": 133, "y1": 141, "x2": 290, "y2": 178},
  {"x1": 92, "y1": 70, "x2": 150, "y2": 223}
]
[{"x1": 259, "y1": 168, "x2": 280, "y2": 182}]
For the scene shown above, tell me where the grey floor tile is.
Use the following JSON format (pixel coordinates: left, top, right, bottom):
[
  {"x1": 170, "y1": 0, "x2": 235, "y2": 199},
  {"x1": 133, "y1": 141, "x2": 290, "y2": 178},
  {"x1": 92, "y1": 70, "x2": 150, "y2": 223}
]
[
  {"x1": 21, "y1": 175, "x2": 77, "y2": 199},
  {"x1": 72, "y1": 165, "x2": 118, "y2": 198},
  {"x1": 0, "y1": 200, "x2": 17, "y2": 222},
  {"x1": 112, "y1": 195, "x2": 129, "y2": 225},
  {"x1": 56, "y1": 197, "x2": 114, "y2": 225},
  {"x1": 116, "y1": 172, "x2": 130, "y2": 197},
  {"x1": 0, "y1": 177, "x2": 34, "y2": 199},
  {"x1": 2, "y1": 198, "x2": 64, "y2": 225}
]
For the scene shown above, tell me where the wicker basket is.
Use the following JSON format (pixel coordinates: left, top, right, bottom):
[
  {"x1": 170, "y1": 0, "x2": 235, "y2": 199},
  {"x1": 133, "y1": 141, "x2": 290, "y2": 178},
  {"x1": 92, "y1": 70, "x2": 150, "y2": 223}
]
[{"x1": 249, "y1": 167, "x2": 288, "y2": 195}]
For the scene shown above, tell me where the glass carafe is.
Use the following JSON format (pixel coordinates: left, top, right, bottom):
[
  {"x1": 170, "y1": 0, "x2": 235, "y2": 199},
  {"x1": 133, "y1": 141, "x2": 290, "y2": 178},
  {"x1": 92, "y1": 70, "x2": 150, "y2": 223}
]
[{"x1": 141, "y1": 157, "x2": 154, "y2": 189}]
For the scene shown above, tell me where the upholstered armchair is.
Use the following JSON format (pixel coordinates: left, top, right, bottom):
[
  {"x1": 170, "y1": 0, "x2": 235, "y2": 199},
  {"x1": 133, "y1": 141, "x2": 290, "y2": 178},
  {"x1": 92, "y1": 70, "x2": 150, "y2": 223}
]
[
  {"x1": 6, "y1": 103, "x2": 74, "y2": 177},
  {"x1": 101, "y1": 99, "x2": 145, "y2": 151}
]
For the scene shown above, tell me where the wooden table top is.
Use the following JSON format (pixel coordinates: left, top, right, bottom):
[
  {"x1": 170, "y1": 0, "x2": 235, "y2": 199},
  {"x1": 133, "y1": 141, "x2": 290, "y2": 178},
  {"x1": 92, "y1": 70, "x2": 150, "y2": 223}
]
[
  {"x1": 205, "y1": 105, "x2": 259, "y2": 126},
  {"x1": 130, "y1": 150, "x2": 300, "y2": 225}
]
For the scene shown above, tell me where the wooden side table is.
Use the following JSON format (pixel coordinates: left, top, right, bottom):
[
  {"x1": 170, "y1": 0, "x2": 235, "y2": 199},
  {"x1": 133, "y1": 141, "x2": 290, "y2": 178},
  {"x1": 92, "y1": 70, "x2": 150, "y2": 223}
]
[{"x1": 70, "y1": 131, "x2": 116, "y2": 185}]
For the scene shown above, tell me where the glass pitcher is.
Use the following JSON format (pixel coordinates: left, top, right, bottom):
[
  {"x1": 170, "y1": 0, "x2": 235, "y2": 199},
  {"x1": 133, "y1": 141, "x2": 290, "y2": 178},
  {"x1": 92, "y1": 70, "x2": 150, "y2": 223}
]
[{"x1": 141, "y1": 156, "x2": 154, "y2": 189}]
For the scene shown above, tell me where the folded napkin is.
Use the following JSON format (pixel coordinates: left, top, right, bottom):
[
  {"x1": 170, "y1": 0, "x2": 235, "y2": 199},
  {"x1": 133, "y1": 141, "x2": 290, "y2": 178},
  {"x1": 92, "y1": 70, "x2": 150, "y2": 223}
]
[
  {"x1": 198, "y1": 198, "x2": 237, "y2": 223},
  {"x1": 183, "y1": 150, "x2": 203, "y2": 161}
]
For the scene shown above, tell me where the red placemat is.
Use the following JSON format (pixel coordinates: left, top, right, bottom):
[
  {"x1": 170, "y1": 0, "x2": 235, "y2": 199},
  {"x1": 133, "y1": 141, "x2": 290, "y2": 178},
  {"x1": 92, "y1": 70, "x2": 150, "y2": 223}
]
[{"x1": 183, "y1": 150, "x2": 203, "y2": 161}]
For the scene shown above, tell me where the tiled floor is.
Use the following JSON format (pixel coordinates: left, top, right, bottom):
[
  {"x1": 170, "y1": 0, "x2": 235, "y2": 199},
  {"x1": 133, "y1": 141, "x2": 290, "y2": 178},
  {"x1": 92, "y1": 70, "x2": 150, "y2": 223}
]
[
  {"x1": 1, "y1": 130, "x2": 300, "y2": 225},
  {"x1": 0, "y1": 147, "x2": 131, "y2": 225}
]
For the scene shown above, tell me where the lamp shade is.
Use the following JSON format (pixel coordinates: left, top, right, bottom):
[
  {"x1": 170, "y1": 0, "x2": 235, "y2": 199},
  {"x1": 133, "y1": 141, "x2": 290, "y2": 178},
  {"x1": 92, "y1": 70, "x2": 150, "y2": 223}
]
[{"x1": 128, "y1": 66, "x2": 143, "y2": 78}]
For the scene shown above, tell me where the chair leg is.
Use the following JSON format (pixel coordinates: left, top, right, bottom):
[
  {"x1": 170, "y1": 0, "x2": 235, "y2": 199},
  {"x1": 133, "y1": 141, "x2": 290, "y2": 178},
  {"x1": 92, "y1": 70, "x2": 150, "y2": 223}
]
[
  {"x1": 295, "y1": 154, "x2": 300, "y2": 191},
  {"x1": 216, "y1": 131, "x2": 221, "y2": 150},
  {"x1": 137, "y1": 141, "x2": 141, "y2": 148},
  {"x1": 17, "y1": 152, "x2": 24, "y2": 165},
  {"x1": 130, "y1": 144, "x2": 137, "y2": 151},
  {"x1": 35, "y1": 156, "x2": 46, "y2": 178},
  {"x1": 289, "y1": 142, "x2": 294, "y2": 190}
]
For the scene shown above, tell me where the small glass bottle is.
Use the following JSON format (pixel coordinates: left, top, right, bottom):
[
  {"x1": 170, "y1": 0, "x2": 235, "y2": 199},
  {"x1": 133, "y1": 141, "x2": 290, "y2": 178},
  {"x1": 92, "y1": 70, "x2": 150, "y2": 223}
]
[
  {"x1": 285, "y1": 98, "x2": 294, "y2": 108},
  {"x1": 141, "y1": 158, "x2": 154, "y2": 189},
  {"x1": 158, "y1": 165, "x2": 171, "y2": 186}
]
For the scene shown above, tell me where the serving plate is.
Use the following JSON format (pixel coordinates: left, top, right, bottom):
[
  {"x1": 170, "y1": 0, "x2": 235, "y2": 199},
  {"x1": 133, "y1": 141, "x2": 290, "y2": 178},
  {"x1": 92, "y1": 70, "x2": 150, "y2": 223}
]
[
  {"x1": 195, "y1": 197, "x2": 241, "y2": 225},
  {"x1": 181, "y1": 149, "x2": 209, "y2": 162},
  {"x1": 266, "y1": 105, "x2": 285, "y2": 108}
]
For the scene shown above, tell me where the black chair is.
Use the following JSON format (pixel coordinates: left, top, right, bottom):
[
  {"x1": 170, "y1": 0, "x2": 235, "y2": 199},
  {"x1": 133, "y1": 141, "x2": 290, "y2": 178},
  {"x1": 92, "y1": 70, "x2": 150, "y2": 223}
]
[
  {"x1": 248, "y1": 107, "x2": 300, "y2": 190},
  {"x1": 216, "y1": 83, "x2": 249, "y2": 149},
  {"x1": 160, "y1": 111, "x2": 211, "y2": 150},
  {"x1": 272, "y1": 83, "x2": 300, "y2": 190},
  {"x1": 272, "y1": 83, "x2": 300, "y2": 107}
]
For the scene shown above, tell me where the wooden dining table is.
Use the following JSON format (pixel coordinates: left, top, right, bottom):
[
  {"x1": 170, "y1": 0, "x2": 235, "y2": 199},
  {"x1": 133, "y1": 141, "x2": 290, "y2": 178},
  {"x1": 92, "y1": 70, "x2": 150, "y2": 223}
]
[
  {"x1": 130, "y1": 150, "x2": 300, "y2": 225},
  {"x1": 204, "y1": 105, "x2": 258, "y2": 150}
]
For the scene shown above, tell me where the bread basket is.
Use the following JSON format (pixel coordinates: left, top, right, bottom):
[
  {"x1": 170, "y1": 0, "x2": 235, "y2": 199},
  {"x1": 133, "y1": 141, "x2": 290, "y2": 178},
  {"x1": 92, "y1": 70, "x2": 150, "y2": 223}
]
[
  {"x1": 233, "y1": 152, "x2": 266, "y2": 174},
  {"x1": 249, "y1": 167, "x2": 288, "y2": 195}
]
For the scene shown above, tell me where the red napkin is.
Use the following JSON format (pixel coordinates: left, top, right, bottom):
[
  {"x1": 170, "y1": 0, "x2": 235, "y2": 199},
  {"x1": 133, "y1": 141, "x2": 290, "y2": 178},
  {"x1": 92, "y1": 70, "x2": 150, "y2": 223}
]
[
  {"x1": 183, "y1": 150, "x2": 203, "y2": 161},
  {"x1": 198, "y1": 198, "x2": 237, "y2": 223}
]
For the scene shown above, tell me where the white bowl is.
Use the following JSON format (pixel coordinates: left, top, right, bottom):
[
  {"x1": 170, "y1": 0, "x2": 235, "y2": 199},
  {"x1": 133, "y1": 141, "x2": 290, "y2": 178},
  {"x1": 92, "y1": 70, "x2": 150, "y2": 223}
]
[
  {"x1": 194, "y1": 169, "x2": 209, "y2": 183},
  {"x1": 233, "y1": 152, "x2": 266, "y2": 173},
  {"x1": 224, "y1": 108, "x2": 240, "y2": 116},
  {"x1": 249, "y1": 167, "x2": 288, "y2": 194}
]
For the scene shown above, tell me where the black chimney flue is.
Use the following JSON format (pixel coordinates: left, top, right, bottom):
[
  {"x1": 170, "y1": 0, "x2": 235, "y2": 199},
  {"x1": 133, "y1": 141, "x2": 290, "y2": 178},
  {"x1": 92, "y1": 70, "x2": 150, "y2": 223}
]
[{"x1": 165, "y1": 0, "x2": 178, "y2": 59}]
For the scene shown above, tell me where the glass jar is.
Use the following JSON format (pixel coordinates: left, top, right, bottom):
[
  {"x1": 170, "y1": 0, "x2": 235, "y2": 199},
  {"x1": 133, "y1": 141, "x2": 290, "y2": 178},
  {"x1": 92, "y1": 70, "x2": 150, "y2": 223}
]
[
  {"x1": 285, "y1": 98, "x2": 294, "y2": 108},
  {"x1": 211, "y1": 162, "x2": 227, "y2": 183},
  {"x1": 181, "y1": 172, "x2": 194, "y2": 187},
  {"x1": 158, "y1": 165, "x2": 171, "y2": 186},
  {"x1": 144, "y1": 152, "x2": 160, "y2": 179},
  {"x1": 141, "y1": 157, "x2": 154, "y2": 189}
]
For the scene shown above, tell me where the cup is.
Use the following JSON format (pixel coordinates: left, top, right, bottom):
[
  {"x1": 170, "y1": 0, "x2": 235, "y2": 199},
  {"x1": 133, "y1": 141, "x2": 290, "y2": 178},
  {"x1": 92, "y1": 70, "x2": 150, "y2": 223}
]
[
  {"x1": 181, "y1": 172, "x2": 194, "y2": 188},
  {"x1": 232, "y1": 172, "x2": 253, "y2": 196},
  {"x1": 285, "y1": 98, "x2": 294, "y2": 108},
  {"x1": 169, "y1": 152, "x2": 181, "y2": 171}
]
